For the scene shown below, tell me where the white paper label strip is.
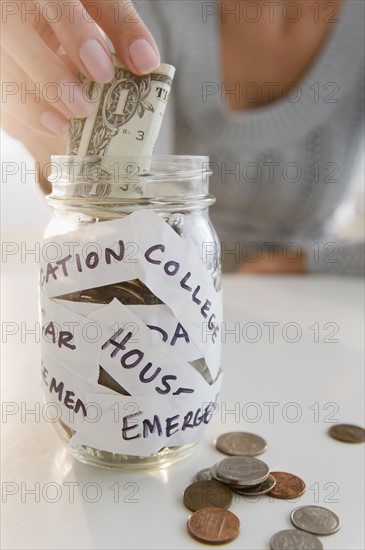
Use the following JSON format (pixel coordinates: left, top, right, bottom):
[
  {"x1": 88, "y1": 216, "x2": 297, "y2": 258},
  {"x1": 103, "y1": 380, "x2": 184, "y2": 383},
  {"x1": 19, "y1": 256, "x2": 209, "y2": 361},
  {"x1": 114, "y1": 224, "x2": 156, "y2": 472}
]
[
  {"x1": 40, "y1": 210, "x2": 222, "y2": 380},
  {"x1": 41, "y1": 293, "x2": 215, "y2": 400},
  {"x1": 41, "y1": 357, "x2": 118, "y2": 432},
  {"x1": 89, "y1": 299, "x2": 214, "y2": 398},
  {"x1": 41, "y1": 294, "x2": 102, "y2": 386},
  {"x1": 67, "y1": 374, "x2": 223, "y2": 455},
  {"x1": 42, "y1": 297, "x2": 222, "y2": 456},
  {"x1": 56, "y1": 299, "x2": 202, "y2": 362},
  {"x1": 41, "y1": 354, "x2": 223, "y2": 455}
]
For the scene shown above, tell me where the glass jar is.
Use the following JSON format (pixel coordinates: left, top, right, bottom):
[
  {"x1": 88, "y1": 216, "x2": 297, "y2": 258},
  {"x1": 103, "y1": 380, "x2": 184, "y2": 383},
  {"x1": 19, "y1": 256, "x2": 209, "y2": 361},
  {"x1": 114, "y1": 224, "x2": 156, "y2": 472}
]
[{"x1": 40, "y1": 155, "x2": 222, "y2": 470}]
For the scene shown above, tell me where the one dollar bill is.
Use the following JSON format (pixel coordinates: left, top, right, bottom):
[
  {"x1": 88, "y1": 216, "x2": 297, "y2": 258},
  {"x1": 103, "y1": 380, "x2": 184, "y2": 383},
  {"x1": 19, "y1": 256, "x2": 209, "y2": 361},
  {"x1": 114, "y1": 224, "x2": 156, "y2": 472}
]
[
  {"x1": 66, "y1": 55, "x2": 175, "y2": 195},
  {"x1": 68, "y1": 54, "x2": 175, "y2": 158}
]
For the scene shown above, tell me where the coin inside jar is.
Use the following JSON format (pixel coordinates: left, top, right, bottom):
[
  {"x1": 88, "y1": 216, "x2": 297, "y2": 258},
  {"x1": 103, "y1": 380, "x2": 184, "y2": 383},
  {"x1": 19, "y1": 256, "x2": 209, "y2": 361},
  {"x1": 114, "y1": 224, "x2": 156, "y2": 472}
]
[
  {"x1": 291, "y1": 505, "x2": 341, "y2": 535},
  {"x1": 187, "y1": 507, "x2": 240, "y2": 544},
  {"x1": 184, "y1": 480, "x2": 233, "y2": 511},
  {"x1": 328, "y1": 424, "x2": 365, "y2": 443},
  {"x1": 216, "y1": 432, "x2": 268, "y2": 456},
  {"x1": 268, "y1": 472, "x2": 306, "y2": 499},
  {"x1": 270, "y1": 529, "x2": 323, "y2": 550}
]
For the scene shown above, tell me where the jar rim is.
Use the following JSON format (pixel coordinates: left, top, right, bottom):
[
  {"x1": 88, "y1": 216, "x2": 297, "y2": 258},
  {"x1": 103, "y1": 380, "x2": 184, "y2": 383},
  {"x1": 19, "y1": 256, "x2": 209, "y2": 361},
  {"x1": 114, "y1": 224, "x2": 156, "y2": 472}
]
[
  {"x1": 47, "y1": 154, "x2": 214, "y2": 205},
  {"x1": 51, "y1": 154, "x2": 209, "y2": 163},
  {"x1": 49, "y1": 155, "x2": 211, "y2": 182}
]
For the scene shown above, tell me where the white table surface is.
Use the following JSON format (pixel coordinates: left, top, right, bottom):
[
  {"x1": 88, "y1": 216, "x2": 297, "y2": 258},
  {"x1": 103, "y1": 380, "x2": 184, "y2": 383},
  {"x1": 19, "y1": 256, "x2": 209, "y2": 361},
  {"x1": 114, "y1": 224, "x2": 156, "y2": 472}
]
[{"x1": 2, "y1": 262, "x2": 364, "y2": 550}]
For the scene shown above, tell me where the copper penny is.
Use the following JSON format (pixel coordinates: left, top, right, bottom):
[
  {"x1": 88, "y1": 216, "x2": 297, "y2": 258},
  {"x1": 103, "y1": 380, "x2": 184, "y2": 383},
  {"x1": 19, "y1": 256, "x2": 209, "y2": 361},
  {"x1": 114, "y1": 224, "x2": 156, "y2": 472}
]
[
  {"x1": 268, "y1": 472, "x2": 306, "y2": 499},
  {"x1": 187, "y1": 507, "x2": 240, "y2": 544},
  {"x1": 329, "y1": 424, "x2": 365, "y2": 443},
  {"x1": 184, "y1": 480, "x2": 233, "y2": 511}
]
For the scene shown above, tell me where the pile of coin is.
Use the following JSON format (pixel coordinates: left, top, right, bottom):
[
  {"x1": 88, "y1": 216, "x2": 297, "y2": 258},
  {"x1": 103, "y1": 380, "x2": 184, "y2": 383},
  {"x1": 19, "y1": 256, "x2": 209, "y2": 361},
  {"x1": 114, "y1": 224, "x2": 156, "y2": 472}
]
[
  {"x1": 187, "y1": 458, "x2": 306, "y2": 505},
  {"x1": 207, "y1": 431, "x2": 306, "y2": 500},
  {"x1": 183, "y1": 431, "x2": 301, "y2": 545},
  {"x1": 184, "y1": 431, "x2": 346, "y2": 546},
  {"x1": 211, "y1": 456, "x2": 273, "y2": 493}
]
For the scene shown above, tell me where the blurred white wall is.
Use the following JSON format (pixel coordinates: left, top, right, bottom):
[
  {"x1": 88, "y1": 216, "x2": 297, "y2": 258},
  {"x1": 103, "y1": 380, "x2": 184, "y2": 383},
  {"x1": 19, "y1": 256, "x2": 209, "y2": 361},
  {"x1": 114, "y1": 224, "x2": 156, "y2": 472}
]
[{"x1": 1, "y1": 129, "x2": 51, "y2": 241}]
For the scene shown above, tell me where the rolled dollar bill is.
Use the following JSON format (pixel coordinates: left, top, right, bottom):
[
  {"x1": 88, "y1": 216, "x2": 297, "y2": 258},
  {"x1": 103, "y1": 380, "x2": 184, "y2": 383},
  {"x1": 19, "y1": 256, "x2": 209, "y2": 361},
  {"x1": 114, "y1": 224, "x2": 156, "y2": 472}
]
[{"x1": 66, "y1": 54, "x2": 175, "y2": 194}]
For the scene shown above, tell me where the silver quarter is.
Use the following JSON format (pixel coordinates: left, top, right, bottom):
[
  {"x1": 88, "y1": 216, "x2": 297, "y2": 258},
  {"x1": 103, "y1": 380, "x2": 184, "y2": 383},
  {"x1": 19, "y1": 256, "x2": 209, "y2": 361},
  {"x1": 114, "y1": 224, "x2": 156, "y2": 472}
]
[
  {"x1": 270, "y1": 529, "x2": 323, "y2": 550},
  {"x1": 291, "y1": 505, "x2": 341, "y2": 535},
  {"x1": 216, "y1": 432, "x2": 268, "y2": 456},
  {"x1": 216, "y1": 457, "x2": 270, "y2": 487}
]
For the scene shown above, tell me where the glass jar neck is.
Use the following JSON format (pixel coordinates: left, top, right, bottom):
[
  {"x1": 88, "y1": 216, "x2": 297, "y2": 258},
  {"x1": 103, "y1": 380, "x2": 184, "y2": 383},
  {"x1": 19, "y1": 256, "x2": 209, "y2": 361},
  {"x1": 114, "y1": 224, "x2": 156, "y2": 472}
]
[{"x1": 47, "y1": 155, "x2": 214, "y2": 215}]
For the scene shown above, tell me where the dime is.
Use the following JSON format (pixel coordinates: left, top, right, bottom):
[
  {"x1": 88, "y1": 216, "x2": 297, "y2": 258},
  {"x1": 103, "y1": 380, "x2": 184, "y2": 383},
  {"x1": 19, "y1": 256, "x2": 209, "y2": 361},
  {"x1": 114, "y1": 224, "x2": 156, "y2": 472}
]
[
  {"x1": 291, "y1": 505, "x2": 341, "y2": 535},
  {"x1": 328, "y1": 424, "x2": 365, "y2": 443},
  {"x1": 194, "y1": 468, "x2": 213, "y2": 482},
  {"x1": 270, "y1": 529, "x2": 323, "y2": 550},
  {"x1": 268, "y1": 472, "x2": 306, "y2": 499},
  {"x1": 184, "y1": 480, "x2": 233, "y2": 512},
  {"x1": 187, "y1": 507, "x2": 240, "y2": 544},
  {"x1": 216, "y1": 457, "x2": 270, "y2": 487},
  {"x1": 216, "y1": 432, "x2": 268, "y2": 456},
  {"x1": 233, "y1": 474, "x2": 276, "y2": 496}
]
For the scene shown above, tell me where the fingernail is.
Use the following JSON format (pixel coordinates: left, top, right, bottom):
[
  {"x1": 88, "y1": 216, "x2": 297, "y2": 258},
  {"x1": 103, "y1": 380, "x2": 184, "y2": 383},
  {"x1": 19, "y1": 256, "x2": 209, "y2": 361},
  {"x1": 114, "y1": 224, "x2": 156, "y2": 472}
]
[
  {"x1": 79, "y1": 39, "x2": 115, "y2": 83},
  {"x1": 129, "y1": 38, "x2": 160, "y2": 74},
  {"x1": 59, "y1": 81, "x2": 94, "y2": 117},
  {"x1": 40, "y1": 111, "x2": 69, "y2": 135}
]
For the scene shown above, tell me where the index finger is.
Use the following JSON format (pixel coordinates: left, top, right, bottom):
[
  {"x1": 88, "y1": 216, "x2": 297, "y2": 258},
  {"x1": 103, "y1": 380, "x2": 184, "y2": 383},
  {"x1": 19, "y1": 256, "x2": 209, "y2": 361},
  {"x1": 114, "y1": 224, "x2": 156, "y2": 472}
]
[{"x1": 82, "y1": 0, "x2": 161, "y2": 75}]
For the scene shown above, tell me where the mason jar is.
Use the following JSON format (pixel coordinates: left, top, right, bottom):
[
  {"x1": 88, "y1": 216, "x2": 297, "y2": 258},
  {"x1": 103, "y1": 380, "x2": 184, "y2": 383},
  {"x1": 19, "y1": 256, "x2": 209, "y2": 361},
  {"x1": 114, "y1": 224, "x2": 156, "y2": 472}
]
[{"x1": 39, "y1": 155, "x2": 222, "y2": 470}]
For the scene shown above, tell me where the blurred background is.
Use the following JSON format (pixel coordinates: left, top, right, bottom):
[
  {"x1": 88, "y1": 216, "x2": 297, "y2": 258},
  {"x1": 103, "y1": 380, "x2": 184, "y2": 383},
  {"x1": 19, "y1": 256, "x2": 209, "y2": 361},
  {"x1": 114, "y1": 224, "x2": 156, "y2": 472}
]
[{"x1": 1, "y1": 128, "x2": 364, "y2": 247}]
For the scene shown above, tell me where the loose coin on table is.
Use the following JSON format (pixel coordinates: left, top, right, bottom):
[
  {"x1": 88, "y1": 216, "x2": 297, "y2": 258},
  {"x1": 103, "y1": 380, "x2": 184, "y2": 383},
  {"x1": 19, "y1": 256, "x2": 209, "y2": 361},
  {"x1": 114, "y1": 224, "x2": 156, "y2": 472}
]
[
  {"x1": 270, "y1": 529, "x2": 323, "y2": 550},
  {"x1": 184, "y1": 480, "x2": 233, "y2": 511},
  {"x1": 233, "y1": 474, "x2": 276, "y2": 496},
  {"x1": 291, "y1": 505, "x2": 341, "y2": 535},
  {"x1": 187, "y1": 507, "x2": 240, "y2": 545},
  {"x1": 268, "y1": 472, "x2": 306, "y2": 499},
  {"x1": 194, "y1": 468, "x2": 213, "y2": 482},
  {"x1": 216, "y1": 457, "x2": 270, "y2": 487},
  {"x1": 216, "y1": 432, "x2": 268, "y2": 456},
  {"x1": 328, "y1": 423, "x2": 365, "y2": 443}
]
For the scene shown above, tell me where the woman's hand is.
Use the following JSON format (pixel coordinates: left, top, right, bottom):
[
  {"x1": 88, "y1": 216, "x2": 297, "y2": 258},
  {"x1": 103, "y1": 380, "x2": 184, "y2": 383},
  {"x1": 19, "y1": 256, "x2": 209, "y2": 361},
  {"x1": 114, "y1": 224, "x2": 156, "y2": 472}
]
[{"x1": 1, "y1": 0, "x2": 160, "y2": 144}]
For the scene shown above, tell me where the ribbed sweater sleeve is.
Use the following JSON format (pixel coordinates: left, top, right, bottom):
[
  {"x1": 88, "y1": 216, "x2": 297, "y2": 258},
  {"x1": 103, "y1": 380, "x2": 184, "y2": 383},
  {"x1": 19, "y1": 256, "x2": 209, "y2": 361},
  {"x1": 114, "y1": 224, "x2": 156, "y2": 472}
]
[
  {"x1": 139, "y1": 0, "x2": 364, "y2": 276},
  {"x1": 307, "y1": 240, "x2": 365, "y2": 276}
]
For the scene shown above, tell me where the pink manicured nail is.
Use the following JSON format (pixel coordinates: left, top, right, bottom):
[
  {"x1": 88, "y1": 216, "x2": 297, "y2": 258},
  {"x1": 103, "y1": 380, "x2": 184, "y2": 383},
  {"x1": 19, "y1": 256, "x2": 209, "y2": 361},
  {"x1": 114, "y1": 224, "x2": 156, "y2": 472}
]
[
  {"x1": 129, "y1": 38, "x2": 160, "y2": 74},
  {"x1": 40, "y1": 111, "x2": 69, "y2": 135},
  {"x1": 79, "y1": 39, "x2": 115, "y2": 83},
  {"x1": 59, "y1": 81, "x2": 94, "y2": 117}
]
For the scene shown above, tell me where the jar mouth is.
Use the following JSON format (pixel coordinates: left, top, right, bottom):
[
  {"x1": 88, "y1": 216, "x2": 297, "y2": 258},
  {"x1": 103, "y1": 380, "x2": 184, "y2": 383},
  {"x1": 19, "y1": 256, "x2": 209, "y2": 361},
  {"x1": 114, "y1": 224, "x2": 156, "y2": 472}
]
[
  {"x1": 48, "y1": 155, "x2": 213, "y2": 203},
  {"x1": 49, "y1": 155, "x2": 211, "y2": 182}
]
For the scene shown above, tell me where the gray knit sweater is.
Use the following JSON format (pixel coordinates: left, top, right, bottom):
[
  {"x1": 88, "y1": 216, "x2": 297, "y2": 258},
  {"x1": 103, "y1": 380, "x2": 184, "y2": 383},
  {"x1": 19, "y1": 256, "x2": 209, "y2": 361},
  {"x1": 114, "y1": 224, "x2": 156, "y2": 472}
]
[{"x1": 140, "y1": 0, "x2": 364, "y2": 274}]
